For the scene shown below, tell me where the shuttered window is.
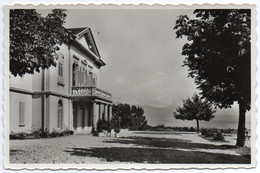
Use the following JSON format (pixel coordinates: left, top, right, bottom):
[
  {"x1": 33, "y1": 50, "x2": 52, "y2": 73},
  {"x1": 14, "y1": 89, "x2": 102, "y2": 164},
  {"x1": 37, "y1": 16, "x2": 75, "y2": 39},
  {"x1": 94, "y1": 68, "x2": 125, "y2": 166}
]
[
  {"x1": 58, "y1": 63, "x2": 63, "y2": 77},
  {"x1": 19, "y1": 102, "x2": 25, "y2": 126},
  {"x1": 57, "y1": 100, "x2": 63, "y2": 129},
  {"x1": 89, "y1": 72, "x2": 93, "y2": 86},
  {"x1": 93, "y1": 75, "x2": 97, "y2": 86},
  {"x1": 84, "y1": 70, "x2": 88, "y2": 86}
]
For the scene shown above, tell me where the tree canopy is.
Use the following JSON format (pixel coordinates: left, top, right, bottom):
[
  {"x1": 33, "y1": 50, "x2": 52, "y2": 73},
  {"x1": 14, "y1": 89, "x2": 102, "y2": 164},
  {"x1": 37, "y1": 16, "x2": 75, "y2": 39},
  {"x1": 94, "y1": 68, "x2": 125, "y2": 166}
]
[
  {"x1": 174, "y1": 9, "x2": 251, "y2": 146},
  {"x1": 112, "y1": 103, "x2": 147, "y2": 130},
  {"x1": 10, "y1": 9, "x2": 70, "y2": 76},
  {"x1": 173, "y1": 94, "x2": 216, "y2": 133}
]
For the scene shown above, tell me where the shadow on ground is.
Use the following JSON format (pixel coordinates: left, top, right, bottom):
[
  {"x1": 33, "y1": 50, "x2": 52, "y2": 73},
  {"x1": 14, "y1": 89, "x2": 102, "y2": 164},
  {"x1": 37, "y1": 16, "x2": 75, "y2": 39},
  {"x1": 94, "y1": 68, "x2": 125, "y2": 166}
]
[
  {"x1": 64, "y1": 136, "x2": 250, "y2": 164},
  {"x1": 132, "y1": 131, "x2": 185, "y2": 135},
  {"x1": 104, "y1": 136, "x2": 236, "y2": 150},
  {"x1": 65, "y1": 146, "x2": 250, "y2": 164},
  {"x1": 198, "y1": 135, "x2": 230, "y2": 143}
]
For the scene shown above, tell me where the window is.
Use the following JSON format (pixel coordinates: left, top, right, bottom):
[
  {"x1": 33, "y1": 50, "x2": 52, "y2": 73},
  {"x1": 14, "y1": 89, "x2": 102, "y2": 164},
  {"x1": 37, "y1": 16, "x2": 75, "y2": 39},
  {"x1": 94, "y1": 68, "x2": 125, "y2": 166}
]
[
  {"x1": 84, "y1": 70, "x2": 88, "y2": 86},
  {"x1": 78, "y1": 67, "x2": 83, "y2": 86},
  {"x1": 89, "y1": 72, "x2": 93, "y2": 86},
  {"x1": 92, "y1": 75, "x2": 97, "y2": 86},
  {"x1": 57, "y1": 100, "x2": 63, "y2": 129},
  {"x1": 19, "y1": 102, "x2": 25, "y2": 126},
  {"x1": 58, "y1": 63, "x2": 63, "y2": 77},
  {"x1": 57, "y1": 62, "x2": 64, "y2": 86},
  {"x1": 72, "y1": 63, "x2": 78, "y2": 86}
]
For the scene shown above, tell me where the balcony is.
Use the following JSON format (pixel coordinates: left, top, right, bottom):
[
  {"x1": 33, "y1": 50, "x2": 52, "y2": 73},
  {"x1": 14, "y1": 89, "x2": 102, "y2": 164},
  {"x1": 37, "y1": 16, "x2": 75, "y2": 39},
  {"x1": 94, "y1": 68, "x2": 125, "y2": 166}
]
[
  {"x1": 57, "y1": 76, "x2": 65, "y2": 86},
  {"x1": 72, "y1": 86, "x2": 112, "y2": 100}
]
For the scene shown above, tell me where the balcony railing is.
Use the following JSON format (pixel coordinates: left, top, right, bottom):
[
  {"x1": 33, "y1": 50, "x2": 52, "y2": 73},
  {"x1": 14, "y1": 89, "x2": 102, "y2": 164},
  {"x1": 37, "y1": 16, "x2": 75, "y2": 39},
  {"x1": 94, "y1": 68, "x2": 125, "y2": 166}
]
[
  {"x1": 57, "y1": 76, "x2": 65, "y2": 86},
  {"x1": 72, "y1": 86, "x2": 112, "y2": 99}
]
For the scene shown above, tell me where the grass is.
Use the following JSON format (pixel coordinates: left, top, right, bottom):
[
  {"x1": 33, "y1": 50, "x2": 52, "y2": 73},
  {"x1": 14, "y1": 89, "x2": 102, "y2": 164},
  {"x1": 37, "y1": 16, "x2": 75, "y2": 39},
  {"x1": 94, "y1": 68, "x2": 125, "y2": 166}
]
[{"x1": 65, "y1": 136, "x2": 251, "y2": 164}]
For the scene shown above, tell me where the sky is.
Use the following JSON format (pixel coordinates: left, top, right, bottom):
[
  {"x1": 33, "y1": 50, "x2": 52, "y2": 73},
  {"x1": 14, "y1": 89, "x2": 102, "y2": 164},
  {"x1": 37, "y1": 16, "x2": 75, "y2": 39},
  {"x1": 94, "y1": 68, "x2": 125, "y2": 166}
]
[
  {"x1": 40, "y1": 8, "x2": 251, "y2": 127},
  {"x1": 65, "y1": 9, "x2": 196, "y2": 107}
]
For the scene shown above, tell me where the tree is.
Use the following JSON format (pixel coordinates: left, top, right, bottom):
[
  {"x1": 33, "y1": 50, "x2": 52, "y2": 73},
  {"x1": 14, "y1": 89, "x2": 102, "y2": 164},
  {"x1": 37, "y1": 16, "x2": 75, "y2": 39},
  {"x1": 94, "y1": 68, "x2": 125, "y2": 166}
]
[
  {"x1": 174, "y1": 9, "x2": 251, "y2": 146},
  {"x1": 10, "y1": 9, "x2": 71, "y2": 76},
  {"x1": 112, "y1": 103, "x2": 147, "y2": 130},
  {"x1": 173, "y1": 94, "x2": 216, "y2": 133}
]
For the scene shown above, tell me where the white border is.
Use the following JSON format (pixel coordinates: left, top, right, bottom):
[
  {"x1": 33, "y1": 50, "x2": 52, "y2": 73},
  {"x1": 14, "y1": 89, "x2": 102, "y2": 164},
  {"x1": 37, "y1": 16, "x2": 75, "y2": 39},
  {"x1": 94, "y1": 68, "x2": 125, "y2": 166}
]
[{"x1": 1, "y1": 1, "x2": 259, "y2": 172}]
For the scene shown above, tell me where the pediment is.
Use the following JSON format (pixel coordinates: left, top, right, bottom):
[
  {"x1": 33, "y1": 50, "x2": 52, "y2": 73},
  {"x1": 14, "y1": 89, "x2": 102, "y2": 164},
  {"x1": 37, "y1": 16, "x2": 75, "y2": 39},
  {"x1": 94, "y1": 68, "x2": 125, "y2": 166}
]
[{"x1": 68, "y1": 27, "x2": 101, "y2": 58}]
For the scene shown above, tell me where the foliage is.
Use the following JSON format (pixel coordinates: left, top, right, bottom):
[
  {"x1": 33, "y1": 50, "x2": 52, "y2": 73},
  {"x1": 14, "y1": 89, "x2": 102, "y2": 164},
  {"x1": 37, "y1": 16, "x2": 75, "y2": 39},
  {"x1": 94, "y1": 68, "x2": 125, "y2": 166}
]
[
  {"x1": 9, "y1": 129, "x2": 74, "y2": 140},
  {"x1": 171, "y1": 126, "x2": 197, "y2": 132},
  {"x1": 10, "y1": 132, "x2": 27, "y2": 140},
  {"x1": 40, "y1": 128, "x2": 50, "y2": 138},
  {"x1": 96, "y1": 119, "x2": 112, "y2": 133},
  {"x1": 114, "y1": 126, "x2": 121, "y2": 133},
  {"x1": 96, "y1": 119, "x2": 105, "y2": 132},
  {"x1": 63, "y1": 130, "x2": 74, "y2": 135},
  {"x1": 174, "y1": 9, "x2": 251, "y2": 146},
  {"x1": 112, "y1": 103, "x2": 147, "y2": 130},
  {"x1": 213, "y1": 132, "x2": 225, "y2": 140},
  {"x1": 10, "y1": 9, "x2": 71, "y2": 76},
  {"x1": 173, "y1": 94, "x2": 216, "y2": 133},
  {"x1": 111, "y1": 118, "x2": 121, "y2": 133},
  {"x1": 105, "y1": 120, "x2": 112, "y2": 133}
]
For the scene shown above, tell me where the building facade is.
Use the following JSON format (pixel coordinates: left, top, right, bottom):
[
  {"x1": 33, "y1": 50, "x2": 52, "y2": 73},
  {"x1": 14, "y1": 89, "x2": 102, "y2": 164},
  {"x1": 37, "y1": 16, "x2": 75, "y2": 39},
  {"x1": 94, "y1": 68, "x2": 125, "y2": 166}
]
[{"x1": 10, "y1": 27, "x2": 112, "y2": 133}]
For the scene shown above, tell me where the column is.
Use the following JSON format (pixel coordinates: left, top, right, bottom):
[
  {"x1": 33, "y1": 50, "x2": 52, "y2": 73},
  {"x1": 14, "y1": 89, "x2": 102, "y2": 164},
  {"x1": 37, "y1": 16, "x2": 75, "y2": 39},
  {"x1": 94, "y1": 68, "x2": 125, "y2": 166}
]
[
  {"x1": 77, "y1": 105, "x2": 82, "y2": 128},
  {"x1": 83, "y1": 105, "x2": 88, "y2": 129},
  {"x1": 98, "y1": 103, "x2": 102, "y2": 120},
  {"x1": 109, "y1": 105, "x2": 112, "y2": 121},
  {"x1": 92, "y1": 102, "x2": 99, "y2": 128},
  {"x1": 69, "y1": 99, "x2": 73, "y2": 130},
  {"x1": 104, "y1": 104, "x2": 107, "y2": 120}
]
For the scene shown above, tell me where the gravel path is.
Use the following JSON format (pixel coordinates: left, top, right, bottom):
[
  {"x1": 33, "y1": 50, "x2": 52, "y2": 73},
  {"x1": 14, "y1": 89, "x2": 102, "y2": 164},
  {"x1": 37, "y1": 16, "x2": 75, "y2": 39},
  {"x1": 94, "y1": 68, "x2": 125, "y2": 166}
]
[{"x1": 9, "y1": 131, "x2": 250, "y2": 164}]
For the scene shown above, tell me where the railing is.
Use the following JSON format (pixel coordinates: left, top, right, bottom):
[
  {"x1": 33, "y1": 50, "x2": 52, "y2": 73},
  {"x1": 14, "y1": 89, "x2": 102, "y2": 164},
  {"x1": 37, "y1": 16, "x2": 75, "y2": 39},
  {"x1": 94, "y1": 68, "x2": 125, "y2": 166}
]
[
  {"x1": 57, "y1": 76, "x2": 65, "y2": 86},
  {"x1": 72, "y1": 86, "x2": 112, "y2": 99}
]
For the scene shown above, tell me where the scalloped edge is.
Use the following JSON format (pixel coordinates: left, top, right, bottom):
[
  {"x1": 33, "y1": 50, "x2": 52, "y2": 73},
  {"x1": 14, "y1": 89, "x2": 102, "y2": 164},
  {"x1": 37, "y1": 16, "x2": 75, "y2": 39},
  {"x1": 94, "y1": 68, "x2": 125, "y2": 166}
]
[{"x1": 3, "y1": 3, "x2": 257, "y2": 170}]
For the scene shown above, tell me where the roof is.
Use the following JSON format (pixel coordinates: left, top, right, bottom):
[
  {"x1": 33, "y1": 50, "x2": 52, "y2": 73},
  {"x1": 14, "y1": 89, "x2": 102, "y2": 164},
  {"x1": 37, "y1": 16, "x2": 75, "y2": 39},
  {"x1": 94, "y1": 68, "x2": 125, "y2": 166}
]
[
  {"x1": 67, "y1": 27, "x2": 89, "y2": 36},
  {"x1": 66, "y1": 27, "x2": 106, "y2": 68}
]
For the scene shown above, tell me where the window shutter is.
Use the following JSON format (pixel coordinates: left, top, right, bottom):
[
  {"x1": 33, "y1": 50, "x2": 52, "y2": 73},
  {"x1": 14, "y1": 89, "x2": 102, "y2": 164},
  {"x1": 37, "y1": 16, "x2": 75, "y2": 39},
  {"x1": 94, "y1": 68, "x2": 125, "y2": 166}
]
[
  {"x1": 19, "y1": 102, "x2": 25, "y2": 126},
  {"x1": 89, "y1": 72, "x2": 93, "y2": 86},
  {"x1": 85, "y1": 71, "x2": 88, "y2": 86},
  {"x1": 61, "y1": 63, "x2": 63, "y2": 77},
  {"x1": 93, "y1": 76, "x2": 97, "y2": 86}
]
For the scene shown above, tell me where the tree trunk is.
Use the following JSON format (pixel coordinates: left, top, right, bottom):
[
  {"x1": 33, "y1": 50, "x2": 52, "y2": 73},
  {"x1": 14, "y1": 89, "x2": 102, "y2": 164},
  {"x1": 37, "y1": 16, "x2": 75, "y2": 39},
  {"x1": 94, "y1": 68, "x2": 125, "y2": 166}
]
[
  {"x1": 236, "y1": 101, "x2": 246, "y2": 147},
  {"x1": 196, "y1": 119, "x2": 200, "y2": 134}
]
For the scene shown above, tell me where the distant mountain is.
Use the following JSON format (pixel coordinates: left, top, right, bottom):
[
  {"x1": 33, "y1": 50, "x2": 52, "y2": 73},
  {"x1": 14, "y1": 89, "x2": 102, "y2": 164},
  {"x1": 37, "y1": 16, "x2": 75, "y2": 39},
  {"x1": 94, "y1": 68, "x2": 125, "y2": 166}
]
[
  {"x1": 142, "y1": 104, "x2": 178, "y2": 126},
  {"x1": 142, "y1": 103, "x2": 251, "y2": 129}
]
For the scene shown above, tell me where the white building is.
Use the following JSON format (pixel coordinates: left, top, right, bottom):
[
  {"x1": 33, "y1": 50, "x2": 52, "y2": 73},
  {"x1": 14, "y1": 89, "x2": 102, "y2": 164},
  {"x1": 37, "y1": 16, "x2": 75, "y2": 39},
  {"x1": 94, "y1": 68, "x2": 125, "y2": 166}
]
[{"x1": 10, "y1": 27, "x2": 113, "y2": 133}]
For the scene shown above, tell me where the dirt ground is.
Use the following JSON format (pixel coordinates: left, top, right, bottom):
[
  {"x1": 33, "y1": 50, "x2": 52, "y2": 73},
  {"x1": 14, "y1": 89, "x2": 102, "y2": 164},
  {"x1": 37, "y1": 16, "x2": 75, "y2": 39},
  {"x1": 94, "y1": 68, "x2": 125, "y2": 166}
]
[{"x1": 9, "y1": 131, "x2": 251, "y2": 164}]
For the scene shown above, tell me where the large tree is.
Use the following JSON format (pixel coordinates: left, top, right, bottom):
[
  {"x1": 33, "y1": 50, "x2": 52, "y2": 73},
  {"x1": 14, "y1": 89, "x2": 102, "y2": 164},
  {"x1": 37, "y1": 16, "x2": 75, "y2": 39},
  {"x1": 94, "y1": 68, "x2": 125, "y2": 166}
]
[
  {"x1": 174, "y1": 9, "x2": 251, "y2": 146},
  {"x1": 173, "y1": 94, "x2": 216, "y2": 133},
  {"x1": 112, "y1": 103, "x2": 147, "y2": 130},
  {"x1": 10, "y1": 9, "x2": 70, "y2": 76}
]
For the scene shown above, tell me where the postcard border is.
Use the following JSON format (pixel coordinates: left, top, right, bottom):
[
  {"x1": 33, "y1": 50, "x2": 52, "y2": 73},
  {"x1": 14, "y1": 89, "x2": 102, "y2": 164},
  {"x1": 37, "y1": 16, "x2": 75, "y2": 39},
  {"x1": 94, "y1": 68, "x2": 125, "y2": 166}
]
[{"x1": 3, "y1": 3, "x2": 257, "y2": 170}]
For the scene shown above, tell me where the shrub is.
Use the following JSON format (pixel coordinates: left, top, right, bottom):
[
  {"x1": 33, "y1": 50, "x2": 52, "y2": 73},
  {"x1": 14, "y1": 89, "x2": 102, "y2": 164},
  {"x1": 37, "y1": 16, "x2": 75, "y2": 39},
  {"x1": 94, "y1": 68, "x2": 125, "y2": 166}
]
[
  {"x1": 96, "y1": 119, "x2": 105, "y2": 132},
  {"x1": 96, "y1": 119, "x2": 113, "y2": 133},
  {"x1": 10, "y1": 132, "x2": 27, "y2": 140},
  {"x1": 189, "y1": 127, "x2": 195, "y2": 132},
  {"x1": 10, "y1": 128, "x2": 74, "y2": 140},
  {"x1": 205, "y1": 131, "x2": 215, "y2": 137},
  {"x1": 105, "y1": 121, "x2": 112, "y2": 133},
  {"x1": 213, "y1": 132, "x2": 225, "y2": 140},
  {"x1": 111, "y1": 119, "x2": 121, "y2": 133},
  {"x1": 201, "y1": 129, "x2": 207, "y2": 135},
  {"x1": 91, "y1": 126, "x2": 98, "y2": 136},
  {"x1": 50, "y1": 130, "x2": 60, "y2": 137},
  {"x1": 63, "y1": 130, "x2": 74, "y2": 135},
  {"x1": 40, "y1": 128, "x2": 50, "y2": 138}
]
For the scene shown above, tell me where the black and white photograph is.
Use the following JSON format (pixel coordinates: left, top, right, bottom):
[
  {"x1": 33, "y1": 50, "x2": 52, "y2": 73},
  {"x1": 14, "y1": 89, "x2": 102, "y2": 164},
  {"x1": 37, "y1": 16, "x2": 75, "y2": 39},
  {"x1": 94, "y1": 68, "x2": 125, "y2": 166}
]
[{"x1": 4, "y1": 4, "x2": 256, "y2": 169}]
